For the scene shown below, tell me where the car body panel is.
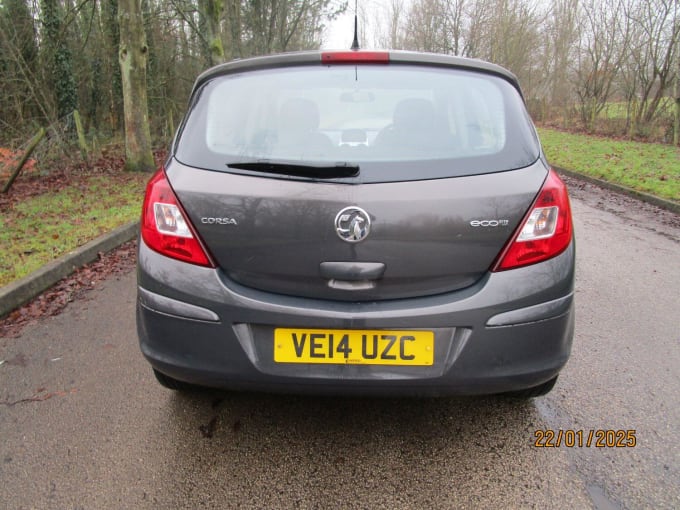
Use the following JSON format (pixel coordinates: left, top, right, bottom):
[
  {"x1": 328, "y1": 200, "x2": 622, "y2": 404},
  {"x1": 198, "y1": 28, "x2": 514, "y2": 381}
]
[
  {"x1": 169, "y1": 159, "x2": 547, "y2": 301},
  {"x1": 137, "y1": 238, "x2": 574, "y2": 396},
  {"x1": 137, "y1": 50, "x2": 575, "y2": 396}
]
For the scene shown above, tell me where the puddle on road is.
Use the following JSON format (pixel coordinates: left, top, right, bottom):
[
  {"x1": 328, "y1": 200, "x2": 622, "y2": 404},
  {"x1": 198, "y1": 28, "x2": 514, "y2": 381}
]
[
  {"x1": 587, "y1": 484, "x2": 622, "y2": 510},
  {"x1": 534, "y1": 398, "x2": 624, "y2": 510},
  {"x1": 3, "y1": 353, "x2": 29, "y2": 367},
  {"x1": 533, "y1": 396, "x2": 570, "y2": 428}
]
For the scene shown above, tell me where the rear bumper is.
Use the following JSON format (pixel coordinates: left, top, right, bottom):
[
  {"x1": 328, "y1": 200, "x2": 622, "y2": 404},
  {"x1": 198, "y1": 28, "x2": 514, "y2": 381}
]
[{"x1": 137, "y1": 238, "x2": 575, "y2": 396}]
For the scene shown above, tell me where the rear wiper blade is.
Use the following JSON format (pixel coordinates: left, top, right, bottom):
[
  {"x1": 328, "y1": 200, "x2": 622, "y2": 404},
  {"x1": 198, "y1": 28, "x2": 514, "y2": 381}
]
[{"x1": 227, "y1": 159, "x2": 359, "y2": 179}]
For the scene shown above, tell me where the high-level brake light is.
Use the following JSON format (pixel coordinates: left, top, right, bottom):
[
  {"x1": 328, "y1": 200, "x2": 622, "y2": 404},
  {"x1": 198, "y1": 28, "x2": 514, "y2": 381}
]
[{"x1": 321, "y1": 51, "x2": 390, "y2": 64}]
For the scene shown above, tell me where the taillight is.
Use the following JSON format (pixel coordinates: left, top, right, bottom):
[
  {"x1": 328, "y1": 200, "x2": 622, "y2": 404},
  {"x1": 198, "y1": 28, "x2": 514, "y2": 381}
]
[
  {"x1": 493, "y1": 169, "x2": 573, "y2": 271},
  {"x1": 321, "y1": 51, "x2": 389, "y2": 64},
  {"x1": 141, "y1": 169, "x2": 213, "y2": 267}
]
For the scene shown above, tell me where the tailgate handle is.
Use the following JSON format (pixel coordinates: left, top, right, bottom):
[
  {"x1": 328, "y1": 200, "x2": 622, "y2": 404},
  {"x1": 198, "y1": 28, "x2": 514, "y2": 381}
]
[{"x1": 319, "y1": 262, "x2": 385, "y2": 281}]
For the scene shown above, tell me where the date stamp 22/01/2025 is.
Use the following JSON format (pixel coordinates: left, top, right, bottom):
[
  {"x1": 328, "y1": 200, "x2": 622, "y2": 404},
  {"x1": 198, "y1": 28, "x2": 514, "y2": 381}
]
[{"x1": 533, "y1": 429, "x2": 637, "y2": 448}]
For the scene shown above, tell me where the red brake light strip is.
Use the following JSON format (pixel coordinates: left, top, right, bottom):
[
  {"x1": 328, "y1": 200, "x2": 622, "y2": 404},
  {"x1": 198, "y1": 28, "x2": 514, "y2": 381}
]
[{"x1": 321, "y1": 51, "x2": 390, "y2": 64}]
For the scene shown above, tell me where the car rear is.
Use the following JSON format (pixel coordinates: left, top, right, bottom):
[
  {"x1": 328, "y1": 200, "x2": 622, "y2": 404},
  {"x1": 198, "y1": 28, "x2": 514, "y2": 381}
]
[{"x1": 136, "y1": 50, "x2": 575, "y2": 396}]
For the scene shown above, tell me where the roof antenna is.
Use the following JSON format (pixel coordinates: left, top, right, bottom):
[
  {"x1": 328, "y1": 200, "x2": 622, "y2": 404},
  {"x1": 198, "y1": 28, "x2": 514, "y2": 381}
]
[{"x1": 350, "y1": 0, "x2": 360, "y2": 50}]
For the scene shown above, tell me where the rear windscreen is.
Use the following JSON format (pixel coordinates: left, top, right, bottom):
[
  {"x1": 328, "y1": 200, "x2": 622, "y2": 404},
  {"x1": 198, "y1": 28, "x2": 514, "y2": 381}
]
[{"x1": 175, "y1": 64, "x2": 541, "y2": 182}]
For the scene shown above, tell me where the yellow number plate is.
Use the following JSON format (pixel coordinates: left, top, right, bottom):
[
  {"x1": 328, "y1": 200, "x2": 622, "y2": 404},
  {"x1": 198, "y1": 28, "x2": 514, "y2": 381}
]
[{"x1": 274, "y1": 328, "x2": 434, "y2": 366}]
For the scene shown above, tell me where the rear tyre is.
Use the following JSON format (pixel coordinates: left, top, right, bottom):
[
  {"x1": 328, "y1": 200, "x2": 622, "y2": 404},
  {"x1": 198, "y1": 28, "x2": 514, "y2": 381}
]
[
  {"x1": 153, "y1": 369, "x2": 199, "y2": 392},
  {"x1": 504, "y1": 375, "x2": 558, "y2": 399}
]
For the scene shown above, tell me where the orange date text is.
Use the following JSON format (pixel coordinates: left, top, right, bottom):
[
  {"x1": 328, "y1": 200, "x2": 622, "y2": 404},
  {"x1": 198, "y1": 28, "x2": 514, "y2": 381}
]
[{"x1": 533, "y1": 429, "x2": 636, "y2": 448}]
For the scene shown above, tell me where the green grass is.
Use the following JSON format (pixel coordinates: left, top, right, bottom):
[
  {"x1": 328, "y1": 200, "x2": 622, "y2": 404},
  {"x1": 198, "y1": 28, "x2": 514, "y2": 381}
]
[
  {"x1": 538, "y1": 127, "x2": 680, "y2": 202},
  {"x1": 596, "y1": 99, "x2": 675, "y2": 120},
  {"x1": 0, "y1": 174, "x2": 148, "y2": 286}
]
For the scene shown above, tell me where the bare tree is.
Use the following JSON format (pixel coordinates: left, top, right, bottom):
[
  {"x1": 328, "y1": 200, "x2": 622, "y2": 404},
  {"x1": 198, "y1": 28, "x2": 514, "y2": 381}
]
[
  {"x1": 388, "y1": 0, "x2": 406, "y2": 48},
  {"x1": 239, "y1": 0, "x2": 342, "y2": 55},
  {"x1": 119, "y1": 0, "x2": 154, "y2": 171},
  {"x1": 675, "y1": 43, "x2": 680, "y2": 144},
  {"x1": 544, "y1": 0, "x2": 579, "y2": 112},
  {"x1": 402, "y1": 0, "x2": 448, "y2": 53},
  {"x1": 443, "y1": 0, "x2": 466, "y2": 56},
  {"x1": 573, "y1": 0, "x2": 633, "y2": 131},
  {"x1": 373, "y1": 0, "x2": 406, "y2": 49},
  {"x1": 480, "y1": 0, "x2": 545, "y2": 95},
  {"x1": 0, "y1": 0, "x2": 54, "y2": 137},
  {"x1": 622, "y1": 0, "x2": 680, "y2": 136}
]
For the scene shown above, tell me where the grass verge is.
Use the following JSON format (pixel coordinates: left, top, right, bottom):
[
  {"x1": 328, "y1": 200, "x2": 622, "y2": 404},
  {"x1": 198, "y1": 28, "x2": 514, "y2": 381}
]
[
  {"x1": 0, "y1": 173, "x2": 148, "y2": 286},
  {"x1": 538, "y1": 127, "x2": 680, "y2": 202}
]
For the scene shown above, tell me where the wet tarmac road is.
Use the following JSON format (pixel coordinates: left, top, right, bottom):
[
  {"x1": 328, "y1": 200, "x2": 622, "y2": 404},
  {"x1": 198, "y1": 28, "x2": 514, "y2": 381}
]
[{"x1": 1, "y1": 184, "x2": 679, "y2": 509}]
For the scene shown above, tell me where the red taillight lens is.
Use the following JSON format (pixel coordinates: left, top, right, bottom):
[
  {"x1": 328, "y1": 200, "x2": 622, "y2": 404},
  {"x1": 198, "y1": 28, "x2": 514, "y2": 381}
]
[
  {"x1": 493, "y1": 169, "x2": 573, "y2": 271},
  {"x1": 141, "y1": 169, "x2": 213, "y2": 267},
  {"x1": 321, "y1": 51, "x2": 390, "y2": 64}
]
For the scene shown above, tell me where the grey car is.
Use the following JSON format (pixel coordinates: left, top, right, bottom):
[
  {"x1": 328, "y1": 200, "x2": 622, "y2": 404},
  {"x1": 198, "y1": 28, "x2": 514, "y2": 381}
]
[{"x1": 137, "y1": 50, "x2": 575, "y2": 397}]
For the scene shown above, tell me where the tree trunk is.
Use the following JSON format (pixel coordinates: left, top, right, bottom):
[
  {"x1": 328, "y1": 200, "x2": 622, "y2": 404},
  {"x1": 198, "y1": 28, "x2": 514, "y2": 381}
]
[
  {"x1": 106, "y1": 0, "x2": 124, "y2": 132},
  {"x1": 675, "y1": 74, "x2": 680, "y2": 146},
  {"x1": 2, "y1": 128, "x2": 46, "y2": 194},
  {"x1": 118, "y1": 0, "x2": 154, "y2": 172},
  {"x1": 42, "y1": 0, "x2": 78, "y2": 124}
]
